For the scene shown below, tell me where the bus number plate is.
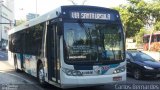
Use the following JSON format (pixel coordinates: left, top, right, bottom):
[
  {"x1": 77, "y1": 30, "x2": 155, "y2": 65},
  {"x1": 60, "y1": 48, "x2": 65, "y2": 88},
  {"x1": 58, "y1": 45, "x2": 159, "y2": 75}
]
[{"x1": 113, "y1": 76, "x2": 122, "y2": 81}]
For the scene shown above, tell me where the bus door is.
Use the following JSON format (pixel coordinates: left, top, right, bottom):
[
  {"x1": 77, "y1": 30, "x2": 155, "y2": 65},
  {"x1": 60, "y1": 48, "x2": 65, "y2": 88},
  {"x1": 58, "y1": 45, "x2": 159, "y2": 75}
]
[{"x1": 47, "y1": 22, "x2": 60, "y2": 83}]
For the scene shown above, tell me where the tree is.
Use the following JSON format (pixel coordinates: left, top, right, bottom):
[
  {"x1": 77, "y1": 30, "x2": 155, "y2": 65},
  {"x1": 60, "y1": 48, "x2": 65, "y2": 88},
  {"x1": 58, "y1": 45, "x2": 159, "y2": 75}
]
[
  {"x1": 115, "y1": 0, "x2": 160, "y2": 36},
  {"x1": 115, "y1": 4, "x2": 144, "y2": 37},
  {"x1": 145, "y1": 0, "x2": 160, "y2": 50},
  {"x1": 115, "y1": 0, "x2": 160, "y2": 49},
  {"x1": 154, "y1": 22, "x2": 160, "y2": 31},
  {"x1": 149, "y1": 0, "x2": 160, "y2": 31},
  {"x1": 135, "y1": 28, "x2": 148, "y2": 46}
]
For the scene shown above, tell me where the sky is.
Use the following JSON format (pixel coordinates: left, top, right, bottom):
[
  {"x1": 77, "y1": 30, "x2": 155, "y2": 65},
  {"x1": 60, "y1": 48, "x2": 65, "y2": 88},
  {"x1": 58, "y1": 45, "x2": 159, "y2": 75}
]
[{"x1": 14, "y1": 0, "x2": 127, "y2": 20}]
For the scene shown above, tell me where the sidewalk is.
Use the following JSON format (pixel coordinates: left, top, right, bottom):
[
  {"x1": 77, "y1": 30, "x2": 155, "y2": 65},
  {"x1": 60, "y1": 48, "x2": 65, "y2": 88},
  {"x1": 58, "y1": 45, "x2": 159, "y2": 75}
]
[{"x1": 0, "y1": 61, "x2": 14, "y2": 72}]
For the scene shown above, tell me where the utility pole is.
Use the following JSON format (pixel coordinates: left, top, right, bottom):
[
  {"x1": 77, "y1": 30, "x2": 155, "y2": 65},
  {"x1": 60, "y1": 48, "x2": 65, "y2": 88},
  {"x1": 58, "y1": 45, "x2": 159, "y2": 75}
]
[
  {"x1": 68, "y1": 0, "x2": 88, "y2": 5},
  {"x1": 0, "y1": 0, "x2": 4, "y2": 48},
  {"x1": 82, "y1": 0, "x2": 87, "y2": 5},
  {"x1": 35, "y1": 0, "x2": 37, "y2": 17},
  {"x1": 68, "y1": 0, "x2": 77, "y2": 5},
  {"x1": 148, "y1": 16, "x2": 155, "y2": 51}
]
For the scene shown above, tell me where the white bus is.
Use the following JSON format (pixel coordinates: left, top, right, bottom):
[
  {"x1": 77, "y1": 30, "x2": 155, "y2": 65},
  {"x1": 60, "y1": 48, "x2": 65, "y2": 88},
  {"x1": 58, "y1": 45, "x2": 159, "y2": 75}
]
[{"x1": 8, "y1": 5, "x2": 126, "y2": 88}]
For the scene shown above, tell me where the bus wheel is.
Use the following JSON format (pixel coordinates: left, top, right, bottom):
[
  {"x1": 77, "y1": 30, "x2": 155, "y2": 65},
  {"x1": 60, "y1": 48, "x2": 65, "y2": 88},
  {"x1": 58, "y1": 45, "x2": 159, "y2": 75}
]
[
  {"x1": 38, "y1": 63, "x2": 46, "y2": 86},
  {"x1": 14, "y1": 56, "x2": 19, "y2": 72}
]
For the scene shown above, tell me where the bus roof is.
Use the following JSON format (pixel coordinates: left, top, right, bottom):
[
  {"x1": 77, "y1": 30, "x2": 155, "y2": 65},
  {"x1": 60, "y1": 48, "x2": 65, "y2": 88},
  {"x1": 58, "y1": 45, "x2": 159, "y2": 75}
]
[
  {"x1": 8, "y1": 5, "x2": 119, "y2": 35},
  {"x1": 8, "y1": 6, "x2": 61, "y2": 35}
]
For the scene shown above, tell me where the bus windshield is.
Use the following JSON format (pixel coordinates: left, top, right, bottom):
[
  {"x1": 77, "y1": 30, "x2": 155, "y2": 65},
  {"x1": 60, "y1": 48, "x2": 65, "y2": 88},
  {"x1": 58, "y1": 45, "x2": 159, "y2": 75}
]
[{"x1": 64, "y1": 22, "x2": 124, "y2": 63}]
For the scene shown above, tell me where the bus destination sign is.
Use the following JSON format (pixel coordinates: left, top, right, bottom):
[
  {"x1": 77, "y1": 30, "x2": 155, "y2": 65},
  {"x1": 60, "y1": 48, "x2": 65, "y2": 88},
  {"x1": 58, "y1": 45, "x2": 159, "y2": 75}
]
[{"x1": 71, "y1": 12, "x2": 111, "y2": 20}]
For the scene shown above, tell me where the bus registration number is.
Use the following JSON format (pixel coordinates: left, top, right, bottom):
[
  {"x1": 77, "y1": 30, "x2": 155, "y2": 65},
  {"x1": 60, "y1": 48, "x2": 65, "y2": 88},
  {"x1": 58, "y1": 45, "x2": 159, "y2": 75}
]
[{"x1": 113, "y1": 76, "x2": 122, "y2": 81}]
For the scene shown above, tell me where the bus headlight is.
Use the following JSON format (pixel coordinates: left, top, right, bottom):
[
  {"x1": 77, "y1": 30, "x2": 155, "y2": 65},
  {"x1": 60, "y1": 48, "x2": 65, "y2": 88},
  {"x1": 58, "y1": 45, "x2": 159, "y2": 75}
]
[
  {"x1": 113, "y1": 65, "x2": 126, "y2": 74},
  {"x1": 62, "y1": 68, "x2": 83, "y2": 76}
]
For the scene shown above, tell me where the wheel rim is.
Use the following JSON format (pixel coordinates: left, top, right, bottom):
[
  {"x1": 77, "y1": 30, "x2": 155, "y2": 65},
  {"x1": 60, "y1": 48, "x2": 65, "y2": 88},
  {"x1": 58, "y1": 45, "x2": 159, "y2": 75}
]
[
  {"x1": 39, "y1": 68, "x2": 44, "y2": 83},
  {"x1": 134, "y1": 70, "x2": 140, "y2": 79}
]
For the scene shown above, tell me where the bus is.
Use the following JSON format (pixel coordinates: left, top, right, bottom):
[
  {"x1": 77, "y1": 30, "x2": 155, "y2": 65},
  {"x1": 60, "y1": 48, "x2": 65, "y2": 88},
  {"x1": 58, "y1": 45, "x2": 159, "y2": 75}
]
[
  {"x1": 8, "y1": 5, "x2": 126, "y2": 88},
  {"x1": 143, "y1": 32, "x2": 160, "y2": 51}
]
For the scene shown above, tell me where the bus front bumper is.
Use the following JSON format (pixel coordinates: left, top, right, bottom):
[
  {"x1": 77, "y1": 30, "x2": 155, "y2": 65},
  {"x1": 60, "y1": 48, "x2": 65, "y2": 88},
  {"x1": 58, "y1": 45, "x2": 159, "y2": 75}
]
[{"x1": 60, "y1": 71, "x2": 126, "y2": 88}]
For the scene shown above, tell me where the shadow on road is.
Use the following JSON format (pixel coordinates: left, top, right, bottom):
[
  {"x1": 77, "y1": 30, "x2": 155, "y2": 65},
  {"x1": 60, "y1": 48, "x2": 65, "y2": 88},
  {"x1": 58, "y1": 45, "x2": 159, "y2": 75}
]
[
  {"x1": 41, "y1": 85, "x2": 107, "y2": 90},
  {"x1": 127, "y1": 74, "x2": 160, "y2": 81}
]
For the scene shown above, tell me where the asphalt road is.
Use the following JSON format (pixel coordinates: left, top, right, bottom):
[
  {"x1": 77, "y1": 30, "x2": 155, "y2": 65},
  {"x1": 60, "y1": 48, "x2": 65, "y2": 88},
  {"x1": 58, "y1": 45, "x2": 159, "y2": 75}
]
[
  {"x1": 0, "y1": 51, "x2": 160, "y2": 90},
  {"x1": 0, "y1": 51, "x2": 43, "y2": 90}
]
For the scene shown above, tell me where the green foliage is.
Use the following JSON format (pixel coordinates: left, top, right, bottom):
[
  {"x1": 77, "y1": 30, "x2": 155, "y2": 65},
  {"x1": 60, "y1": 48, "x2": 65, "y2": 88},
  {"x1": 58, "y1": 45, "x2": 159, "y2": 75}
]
[
  {"x1": 115, "y1": 4, "x2": 144, "y2": 37},
  {"x1": 135, "y1": 28, "x2": 148, "y2": 45},
  {"x1": 154, "y1": 21, "x2": 160, "y2": 31},
  {"x1": 115, "y1": 0, "x2": 160, "y2": 38},
  {"x1": 150, "y1": 0, "x2": 160, "y2": 31}
]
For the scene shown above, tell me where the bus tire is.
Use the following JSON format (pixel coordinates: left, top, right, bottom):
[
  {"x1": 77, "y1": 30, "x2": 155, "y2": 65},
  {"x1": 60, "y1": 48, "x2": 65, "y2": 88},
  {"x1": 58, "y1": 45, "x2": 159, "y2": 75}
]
[
  {"x1": 38, "y1": 63, "x2": 47, "y2": 87},
  {"x1": 14, "y1": 56, "x2": 19, "y2": 72}
]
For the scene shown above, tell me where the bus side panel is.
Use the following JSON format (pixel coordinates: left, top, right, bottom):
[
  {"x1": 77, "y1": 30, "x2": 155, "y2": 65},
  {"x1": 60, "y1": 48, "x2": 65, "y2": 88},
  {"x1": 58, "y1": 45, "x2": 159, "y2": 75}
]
[
  {"x1": 16, "y1": 53, "x2": 23, "y2": 70},
  {"x1": 23, "y1": 54, "x2": 37, "y2": 77},
  {"x1": 8, "y1": 51, "x2": 15, "y2": 66}
]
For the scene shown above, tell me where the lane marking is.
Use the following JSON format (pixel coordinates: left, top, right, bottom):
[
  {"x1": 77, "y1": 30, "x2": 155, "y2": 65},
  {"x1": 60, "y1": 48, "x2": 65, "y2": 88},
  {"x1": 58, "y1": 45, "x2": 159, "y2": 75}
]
[{"x1": 0, "y1": 71, "x2": 43, "y2": 90}]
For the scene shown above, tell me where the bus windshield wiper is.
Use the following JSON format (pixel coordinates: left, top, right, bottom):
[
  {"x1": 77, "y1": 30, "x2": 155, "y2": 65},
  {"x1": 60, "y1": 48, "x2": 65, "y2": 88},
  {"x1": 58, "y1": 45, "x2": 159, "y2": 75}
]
[
  {"x1": 78, "y1": 21, "x2": 100, "y2": 61},
  {"x1": 78, "y1": 21, "x2": 91, "y2": 41}
]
